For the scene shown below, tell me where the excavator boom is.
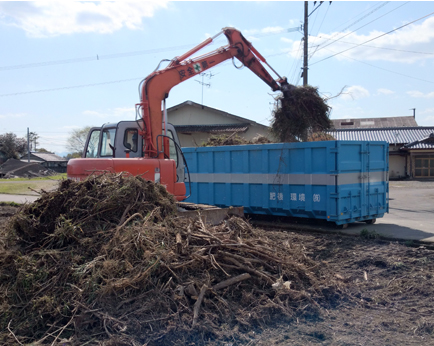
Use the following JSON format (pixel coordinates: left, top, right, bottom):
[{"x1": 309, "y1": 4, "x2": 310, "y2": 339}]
[{"x1": 139, "y1": 27, "x2": 284, "y2": 158}]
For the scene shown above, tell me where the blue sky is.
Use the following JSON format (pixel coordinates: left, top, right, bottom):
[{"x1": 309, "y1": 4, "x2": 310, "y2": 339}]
[{"x1": 1, "y1": 1, "x2": 434, "y2": 155}]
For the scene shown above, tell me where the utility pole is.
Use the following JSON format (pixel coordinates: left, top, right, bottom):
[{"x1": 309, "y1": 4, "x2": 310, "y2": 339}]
[
  {"x1": 195, "y1": 72, "x2": 213, "y2": 108},
  {"x1": 303, "y1": 1, "x2": 309, "y2": 86},
  {"x1": 27, "y1": 128, "x2": 30, "y2": 163}
]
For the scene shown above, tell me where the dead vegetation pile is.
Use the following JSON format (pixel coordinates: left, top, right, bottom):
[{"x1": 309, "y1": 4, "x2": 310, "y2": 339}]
[
  {"x1": 202, "y1": 133, "x2": 273, "y2": 147},
  {"x1": 0, "y1": 174, "x2": 343, "y2": 345},
  {"x1": 271, "y1": 85, "x2": 332, "y2": 142}
]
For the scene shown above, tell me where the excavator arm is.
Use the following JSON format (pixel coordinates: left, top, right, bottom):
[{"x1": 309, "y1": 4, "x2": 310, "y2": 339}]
[{"x1": 138, "y1": 27, "x2": 285, "y2": 158}]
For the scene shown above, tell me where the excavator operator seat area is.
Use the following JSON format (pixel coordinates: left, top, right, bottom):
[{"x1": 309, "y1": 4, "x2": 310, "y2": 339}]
[
  {"x1": 85, "y1": 129, "x2": 100, "y2": 158},
  {"x1": 101, "y1": 128, "x2": 116, "y2": 157},
  {"x1": 124, "y1": 129, "x2": 138, "y2": 153}
]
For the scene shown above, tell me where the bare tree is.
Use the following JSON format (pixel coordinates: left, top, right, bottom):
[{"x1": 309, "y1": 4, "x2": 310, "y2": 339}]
[
  {"x1": 0, "y1": 133, "x2": 27, "y2": 159},
  {"x1": 29, "y1": 132, "x2": 40, "y2": 151},
  {"x1": 66, "y1": 126, "x2": 92, "y2": 156}
]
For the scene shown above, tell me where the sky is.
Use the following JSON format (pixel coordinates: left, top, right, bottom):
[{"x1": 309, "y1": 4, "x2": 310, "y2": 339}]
[{"x1": 1, "y1": 1, "x2": 434, "y2": 156}]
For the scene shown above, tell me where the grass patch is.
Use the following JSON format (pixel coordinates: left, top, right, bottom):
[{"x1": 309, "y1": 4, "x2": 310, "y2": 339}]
[
  {"x1": 360, "y1": 229, "x2": 380, "y2": 239},
  {"x1": 1, "y1": 173, "x2": 66, "y2": 182},
  {"x1": 0, "y1": 180, "x2": 60, "y2": 195},
  {"x1": 0, "y1": 201, "x2": 21, "y2": 207}
]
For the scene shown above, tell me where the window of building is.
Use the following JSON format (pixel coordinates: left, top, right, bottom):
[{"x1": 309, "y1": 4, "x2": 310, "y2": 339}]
[{"x1": 415, "y1": 156, "x2": 434, "y2": 177}]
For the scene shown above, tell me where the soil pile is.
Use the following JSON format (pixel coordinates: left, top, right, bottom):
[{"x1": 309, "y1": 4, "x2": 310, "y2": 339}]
[
  {"x1": 0, "y1": 158, "x2": 56, "y2": 178},
  {"x1": 271, "y1": 85, "x2": 332, "y2": 142},
  {"x1": 0, "y1": 174, "x2": 342, "y2": 345}
]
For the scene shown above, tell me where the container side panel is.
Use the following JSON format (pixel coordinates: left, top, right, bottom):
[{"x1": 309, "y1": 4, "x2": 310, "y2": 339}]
[
  {"x1": 230, "y1": 150, "x2": 244, "y2": 173},
  {"x1": 182, "y1": 141, "x2": 388, "y2": 224},
  {"x1": 248, "y1": 150, "x2": 263, "y2": 173},
  {"x1": 213, "y1": 151, "x2": 226, "y2": 173},
  {"x1": 312, "y1": 148, "x2": 327, "y2": 173}
]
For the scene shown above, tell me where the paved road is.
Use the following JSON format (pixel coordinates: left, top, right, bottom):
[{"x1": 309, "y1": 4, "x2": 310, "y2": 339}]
[
  {"x1": 0, "y1": 194, "x2": 39, "y2": 203},
  {"x1": 256, "y1": 181, "x2": 434, "y2": 243},
  {"x1": 1, "y1": 181, "x2": 433, "y2": 242}
]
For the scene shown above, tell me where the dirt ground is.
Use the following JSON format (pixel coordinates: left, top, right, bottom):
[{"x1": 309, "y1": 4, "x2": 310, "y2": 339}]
[{"x1": 1, "y1": 204, "x2": 433, "y2": 346}]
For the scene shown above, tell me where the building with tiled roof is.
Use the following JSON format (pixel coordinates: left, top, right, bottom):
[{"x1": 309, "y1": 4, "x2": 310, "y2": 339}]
[
  {"x1": 331, "y1": 116, "x2": 418, "y2": 129},
  {"x1": 168, "y1": 100, "x2": 271, "y2": 147},
  {"x1": 329, "y1": 121, "x2": 434, "y2": 179},
  {"x1": 21, "y1": 152, "x2": 67, "y2": 173}
]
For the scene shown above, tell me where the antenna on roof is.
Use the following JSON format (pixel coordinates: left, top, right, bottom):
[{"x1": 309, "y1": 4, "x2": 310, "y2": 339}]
[{"x1": 410, "y1": 108, "x2": 416, "y2": 118}]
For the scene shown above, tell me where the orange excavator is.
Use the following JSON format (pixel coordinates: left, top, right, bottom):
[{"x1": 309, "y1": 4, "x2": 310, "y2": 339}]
[{"x1": 67, "y1": 27, "x2": 287, "y2": 201}]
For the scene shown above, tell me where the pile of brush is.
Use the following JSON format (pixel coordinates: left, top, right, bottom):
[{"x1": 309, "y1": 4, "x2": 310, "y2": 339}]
[
  {"x1": 271, "y1": 85, "x2": 332, "y2": 142},
  {"x1": 0, "y1": 174, "x2": 342, "y2": 345},
  {"x1": 201, "y1": 133, "x2": 273, "y2": 147}
]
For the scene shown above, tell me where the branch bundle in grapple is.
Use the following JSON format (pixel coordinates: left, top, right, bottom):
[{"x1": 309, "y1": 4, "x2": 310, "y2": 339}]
[{"x1": 271, "y1": 85, "x2": 332, "y2": 142}]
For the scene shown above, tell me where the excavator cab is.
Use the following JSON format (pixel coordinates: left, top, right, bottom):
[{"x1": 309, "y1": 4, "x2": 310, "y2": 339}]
[{"x1": 68, "y1": 121, "x2": 186, "y2": 192}]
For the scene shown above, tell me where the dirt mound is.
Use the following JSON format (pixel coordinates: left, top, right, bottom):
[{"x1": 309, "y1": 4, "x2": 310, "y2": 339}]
[
  {"x1": 0, "y1": 174, "x2": 342, "y2": 345},
  {"x1": 0, "y1": 158, "x2": 56, "y2": 178},
  {"x1": 271, "y1": 85, "x2": 332, "y2": 142}
]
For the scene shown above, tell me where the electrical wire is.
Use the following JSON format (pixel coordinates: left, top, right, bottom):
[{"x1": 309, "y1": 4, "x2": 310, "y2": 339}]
[
  {"x1": 314, "y1": 2, "x2": 409, "y2": 55},
  {"x1": 312, "y1": 2, "x2": 331, "y2": 38},
  {"x1": 0, "y1": 44, "x2": 198, "y2": 72},
  {"x1": 0, "y1": 77, "x2": 141, "y2": 97},
  {"x1": 310, "y1": 11, "x2": 434, "y2": 66},
  {"x1": 319, "y1": 37, "x2": 434, "y2": 56},
  {"x1": 330, "y1": 50, "x2": 434, "y2": 84},
  {"x1": 328, "y1": 2, "x2": 390, "y2": 38}
]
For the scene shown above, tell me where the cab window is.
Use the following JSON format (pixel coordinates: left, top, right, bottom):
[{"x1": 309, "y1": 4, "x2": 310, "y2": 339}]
[
  {"x1": 167, "y1": 130, "x2": 178, "y2": 167},
  {"x1": 124, "y1": 129, "x2": 138, "y2": 152},
  {"x1": 101, "y1": 128, "x2": 116, "y2": 157},
  {"x1": 85, "y1": 130, "x2": 100, "y2": 158}
]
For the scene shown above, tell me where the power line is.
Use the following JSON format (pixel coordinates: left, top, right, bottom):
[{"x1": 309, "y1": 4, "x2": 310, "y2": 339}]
[
  {"x1": 329, "y1": 2, "x2": 390, "y2": 36},
  {"x1": 320, "y1": 37, "x2": 434, "y2": 56},
  {"x1": 0, "y1": 44, "x2": 198, "y2": 72},
  {"x1": 0, "y1": 77, "x2": 142, "y2": 97},
  {"x1": 313, "y1": 2, "x2": 409, "y2": 56},
  {"x1": 311, "y1": 11, "x2": 434, "y2": 66},
  {"x1": 337, "y1": 52, "x2": 434, "y2": 84},
  {"x1": 312, "y1": 2, "x2": 331, "y2": 38}
]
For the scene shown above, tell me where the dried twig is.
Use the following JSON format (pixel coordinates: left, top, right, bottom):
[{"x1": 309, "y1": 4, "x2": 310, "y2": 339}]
[
  {"x1": 213, "y1": 273, "x2": 251, "y2": 291},
  {"x1": 193, "y1": 284, "x2": 208, "y2": 327}
]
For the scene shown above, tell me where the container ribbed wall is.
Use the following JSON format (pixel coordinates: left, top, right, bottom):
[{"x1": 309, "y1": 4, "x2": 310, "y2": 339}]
[{"x1": 183, "y1": 141, "x2": 389, "y2": 225}]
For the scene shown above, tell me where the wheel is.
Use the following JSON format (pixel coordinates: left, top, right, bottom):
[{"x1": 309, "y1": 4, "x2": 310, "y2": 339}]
[{"x1": 365, "y1": 218, "x2": 376, "y2": 225}]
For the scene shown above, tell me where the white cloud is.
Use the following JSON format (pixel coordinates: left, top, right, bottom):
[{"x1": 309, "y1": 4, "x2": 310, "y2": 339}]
[
  {"x1": 0, "y1": 1, "x2": 168, "y2": 37},
  {"x1": 285, "y1": 17, "x2": 434, "y2": 64},
  {"x1": 83, "y1": 107, "x2": 135, "y2": 119},
  {"x1": 0, "y1": 112, "x2": 25, "y2": 119},
  {"x1": 407, "y1": 90, "x2": 434, "y2": 99},
  {"x1": 377, "y1": 88, "x2": 394, "y2": 95},
  {"x1": 340, "y1": 85, "x2": 370, "y2": 101}
]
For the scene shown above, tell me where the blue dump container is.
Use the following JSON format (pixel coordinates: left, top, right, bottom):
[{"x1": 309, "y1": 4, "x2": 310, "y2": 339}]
[{"x1": 182, "y1": 141, "x2": 389, "y2": 225}]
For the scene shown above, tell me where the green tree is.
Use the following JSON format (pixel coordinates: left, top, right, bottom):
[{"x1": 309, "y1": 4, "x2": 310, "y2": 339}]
[
  {"x1": 65, "y1": 152, "x2": 82, "y2": 159},
  {"x1": 66, "y1": 126, "x2": 92, "y2": 156},
  {"x1": 0, "y1": 132, "x2": 27, "y2": 159},
  {"x1": 35, "y1": 148, "x2": 53, "y2": 153}
]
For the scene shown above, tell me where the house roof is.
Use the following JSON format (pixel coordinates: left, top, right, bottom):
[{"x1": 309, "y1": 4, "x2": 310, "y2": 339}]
[
  {"x1": 174, "y1": 123, "x2": 250, "y2": 133},
  {"x1": 331, "y1": 116, "x2": 418, "y2": 129},
  {"x1": 167, "y1": 100, "x2": 268, "y2": 129},
  {"x1": 26, "y1": 152, "x2": 67, "y2": 162},
  {"x1": 328, "y1": 127, "x2": 434, "y2": 146},
  {"x1": 403, "y1": 133, "x2": 434, "y2": 150}
]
